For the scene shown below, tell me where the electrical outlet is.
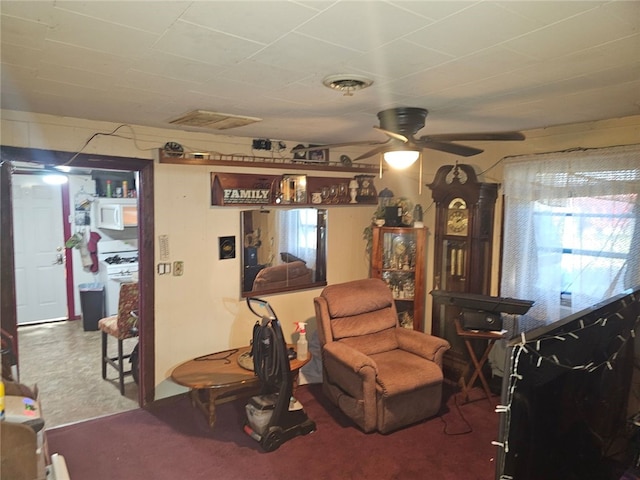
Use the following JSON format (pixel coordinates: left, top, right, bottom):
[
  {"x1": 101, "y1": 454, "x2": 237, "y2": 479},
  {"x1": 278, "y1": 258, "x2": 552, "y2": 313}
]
[{"x1": 173, "y1": 261, "x2": 184, "y2": 276}]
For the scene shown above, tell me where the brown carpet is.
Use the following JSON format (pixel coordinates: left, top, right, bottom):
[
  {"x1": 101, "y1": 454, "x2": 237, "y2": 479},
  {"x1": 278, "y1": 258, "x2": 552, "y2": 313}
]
[{"x1": 47, "y1": 384, "x2": 499, "y2": 479}]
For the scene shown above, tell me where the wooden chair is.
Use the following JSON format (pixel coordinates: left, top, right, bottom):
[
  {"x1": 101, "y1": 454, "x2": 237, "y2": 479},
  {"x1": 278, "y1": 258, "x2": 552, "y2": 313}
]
[{"x1": 98, "y1": 282, "x2": 139, "y2": 395}]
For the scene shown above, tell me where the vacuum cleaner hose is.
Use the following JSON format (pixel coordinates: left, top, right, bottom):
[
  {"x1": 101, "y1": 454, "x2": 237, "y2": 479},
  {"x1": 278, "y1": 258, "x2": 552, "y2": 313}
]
[{"x1": 252, "y1": 320, "x2": 285, "y2": 386}]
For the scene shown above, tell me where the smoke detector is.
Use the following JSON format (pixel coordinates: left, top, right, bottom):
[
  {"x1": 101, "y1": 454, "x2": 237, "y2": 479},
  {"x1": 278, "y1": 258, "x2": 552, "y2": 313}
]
[
  {"x1": 323, "y1": 74, "x2": 373, "y2": 96},
  {"x1": 168, "y1": 110, "x2": 262, "y2": 130}
]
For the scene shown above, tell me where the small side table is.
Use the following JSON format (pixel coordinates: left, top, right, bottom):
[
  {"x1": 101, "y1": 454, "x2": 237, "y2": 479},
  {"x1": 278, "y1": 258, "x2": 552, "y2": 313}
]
[
  {"x1": 454, "y1": 318, "x2": 505, "y2": 404},
  {"x1": 171, "y1": 345, "x2": 309, "y2": 429}
]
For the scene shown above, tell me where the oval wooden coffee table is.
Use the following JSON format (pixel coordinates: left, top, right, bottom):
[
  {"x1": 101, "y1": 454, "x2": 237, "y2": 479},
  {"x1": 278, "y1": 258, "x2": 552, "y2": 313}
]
[{"x1": 171, "y1": 345, "x2": 310, "y2": 429}]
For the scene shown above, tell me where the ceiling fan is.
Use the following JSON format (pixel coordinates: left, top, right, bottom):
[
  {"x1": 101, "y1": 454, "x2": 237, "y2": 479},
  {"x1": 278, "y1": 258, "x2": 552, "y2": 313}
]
[{"x1": 292, "y1": 107, "x2": 525, "y2": 169}]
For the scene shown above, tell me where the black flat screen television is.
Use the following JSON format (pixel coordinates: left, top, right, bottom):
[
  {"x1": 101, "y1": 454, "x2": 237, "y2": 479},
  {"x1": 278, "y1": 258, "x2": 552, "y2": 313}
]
[{"x1": 495, "y1": 286, "x2": 640, "y2": 480}]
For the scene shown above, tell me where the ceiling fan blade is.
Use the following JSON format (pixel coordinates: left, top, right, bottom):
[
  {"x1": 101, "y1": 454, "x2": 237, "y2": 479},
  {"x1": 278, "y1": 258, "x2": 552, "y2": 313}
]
[
  {"x1": 420, "y1": 131, "x2": 525, "y2": 142},
  {"x1": 419, "y1": 141, "x2": 484, "y2": 157},
  {"x1": 354, "y1": 144, "x2": 392, "y2": 161},
  {"x1": 373, "y1": 126, "x2": 409, "y2": 143},
  {"x1": 291, "y1": 140, "x2": 386, "y2": 154}
]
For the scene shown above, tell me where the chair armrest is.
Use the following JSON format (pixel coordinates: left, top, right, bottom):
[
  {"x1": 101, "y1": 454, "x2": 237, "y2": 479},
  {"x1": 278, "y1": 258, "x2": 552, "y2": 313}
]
[
  {"x1": 323, "y1": 342, "x2": 378, "y2": 375},
  {"x1": 395, "y1": 328, "x2": 450, "y2": 367},
  {"x1": 323, "y1": 342, "x2": 378, "y2": 403}
]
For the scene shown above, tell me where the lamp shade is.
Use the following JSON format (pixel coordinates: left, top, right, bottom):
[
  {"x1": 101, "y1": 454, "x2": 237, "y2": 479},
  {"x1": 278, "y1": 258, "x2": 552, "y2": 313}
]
[{"x1": 383, "y1": 149, "x2": 420, "y2": 169}]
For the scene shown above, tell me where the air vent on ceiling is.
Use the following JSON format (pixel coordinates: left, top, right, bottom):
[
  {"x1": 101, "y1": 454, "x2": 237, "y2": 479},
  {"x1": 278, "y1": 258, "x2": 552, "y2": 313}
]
[
  {"x1": 323, "y1": 74, "x2": 373, "y2": 96},
  {"x1": 168, "y1": 110, "x2": 262, "y2": 130}
]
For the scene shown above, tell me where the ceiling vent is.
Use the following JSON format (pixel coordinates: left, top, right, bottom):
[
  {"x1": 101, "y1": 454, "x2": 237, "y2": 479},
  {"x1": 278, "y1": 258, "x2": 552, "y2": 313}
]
[
  {"x1": 323, "y1": 74, "x2": 373, "y2": 96},
  {"x1": 168, "y1": 110, "x2": 262, "y2": 130}
]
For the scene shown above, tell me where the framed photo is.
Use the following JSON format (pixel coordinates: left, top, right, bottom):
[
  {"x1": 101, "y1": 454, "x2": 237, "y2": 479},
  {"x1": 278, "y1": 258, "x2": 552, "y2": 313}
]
[
  {"x1": 280, "y1": 174, "x2": 307, "y2": 203},
  {"x1": 219, "y1": 236, "x2": 236, "y2": 260},
  {"x1": 307, "y1": 146, "x2": 329, "y2": 163},
  {"x1": 292, "y1": 144, "x2": 307, "y2": 160}
]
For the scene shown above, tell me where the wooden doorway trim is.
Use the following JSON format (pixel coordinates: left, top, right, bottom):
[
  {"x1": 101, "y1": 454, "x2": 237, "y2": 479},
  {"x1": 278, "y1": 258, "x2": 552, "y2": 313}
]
[{"x1": 0, "y1": 146, "x2": 155, "y2": 406}]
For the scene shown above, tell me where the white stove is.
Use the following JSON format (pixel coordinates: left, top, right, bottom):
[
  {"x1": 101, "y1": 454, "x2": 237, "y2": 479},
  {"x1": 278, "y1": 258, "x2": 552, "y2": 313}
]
[{"x1": 98, "y1": 240, "x2": 138, "y2": 316}]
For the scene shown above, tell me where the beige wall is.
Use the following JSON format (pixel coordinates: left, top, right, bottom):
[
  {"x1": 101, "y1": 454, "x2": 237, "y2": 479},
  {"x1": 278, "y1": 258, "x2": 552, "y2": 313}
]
[{"x1": 3, "y1": 110, "x2": 639, "y2": 399}]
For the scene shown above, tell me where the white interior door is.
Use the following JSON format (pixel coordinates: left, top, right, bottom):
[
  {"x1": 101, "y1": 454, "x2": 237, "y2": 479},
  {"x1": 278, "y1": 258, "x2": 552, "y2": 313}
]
[{"x1": 13, "y1": 174, "x2": 68, "y2": 324}]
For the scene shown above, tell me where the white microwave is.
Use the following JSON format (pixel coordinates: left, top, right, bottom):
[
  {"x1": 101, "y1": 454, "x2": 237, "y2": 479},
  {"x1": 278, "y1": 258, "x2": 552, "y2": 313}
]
[{"x1": 95, "y1": 198, "x2": 138, "y2": 230}]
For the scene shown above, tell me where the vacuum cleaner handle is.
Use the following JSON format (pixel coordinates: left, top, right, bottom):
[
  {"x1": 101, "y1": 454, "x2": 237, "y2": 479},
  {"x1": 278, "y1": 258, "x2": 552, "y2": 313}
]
[{"x1": 246, "y1": 297, "x2": 277, "y2": 322}]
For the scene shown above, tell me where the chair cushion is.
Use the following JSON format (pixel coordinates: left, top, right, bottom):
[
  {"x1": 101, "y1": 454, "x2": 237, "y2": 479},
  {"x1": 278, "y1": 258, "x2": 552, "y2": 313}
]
[
  {"x1": 339, "y1": 326, "x2": 398, "y2": 356},
  {"x1": 116, "y1": 283, "x2": 139, "y2": 333},
  {"x1": 98, "y1": 282, "x2": 138, "y2": 339},
  {"x1": 98, "y1": 315, "x2": 137, "y2": 340},
  {"x1": 331, "y1": 307, "x2": 397, "y2": 339},
  {"x1": 98, "y1": 315, "x2": 118, "y2": 336},
  {"x1": 371, "y1": 349, "x2": 443, "y2": 397},
  {"x1": 321, "y1": 278, "x2": 393, "y2": 318}
]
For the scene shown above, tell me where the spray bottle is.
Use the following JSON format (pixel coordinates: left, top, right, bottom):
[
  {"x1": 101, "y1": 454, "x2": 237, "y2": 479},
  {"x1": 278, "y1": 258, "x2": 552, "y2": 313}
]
[{"x1": 295, "y1": 322, "x2": 308, "y2": 361}]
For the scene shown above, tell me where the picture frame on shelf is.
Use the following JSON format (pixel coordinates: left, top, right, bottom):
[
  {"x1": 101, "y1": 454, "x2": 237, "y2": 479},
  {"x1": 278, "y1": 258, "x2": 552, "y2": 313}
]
[
  {"x1": 292, "y1": 144, "x2": 308, "y2": 160},
  {"x1": 280, "y1": 174, "x2": 307, "y2": 204},
  {"x1": 307, "y1": 146, "x2": 329, "y2": 163}
]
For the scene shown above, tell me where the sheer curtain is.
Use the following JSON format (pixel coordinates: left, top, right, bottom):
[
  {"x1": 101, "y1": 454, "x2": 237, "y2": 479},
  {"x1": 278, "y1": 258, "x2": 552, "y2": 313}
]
[
  {"x1": 501, "y1": 145, "x2": 640, "y2": 325},
  {"x1": 277, "y1": 209, "x2": 317, "y2": 269}
]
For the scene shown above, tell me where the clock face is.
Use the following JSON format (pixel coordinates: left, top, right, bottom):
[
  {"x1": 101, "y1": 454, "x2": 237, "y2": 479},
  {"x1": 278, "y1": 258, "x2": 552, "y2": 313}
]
[
  {"x1": 447, "y1": 209, "x2": 468, "y2": 236},
  {"x1": 393, "y1": 238, "x2": 407, "y2": 256}
]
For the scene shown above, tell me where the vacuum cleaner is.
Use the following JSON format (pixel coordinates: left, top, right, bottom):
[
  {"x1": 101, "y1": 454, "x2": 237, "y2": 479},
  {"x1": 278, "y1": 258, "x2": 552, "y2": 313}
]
[{"x1": 243, "y1": 297, "x2": 316, "y2": 451}]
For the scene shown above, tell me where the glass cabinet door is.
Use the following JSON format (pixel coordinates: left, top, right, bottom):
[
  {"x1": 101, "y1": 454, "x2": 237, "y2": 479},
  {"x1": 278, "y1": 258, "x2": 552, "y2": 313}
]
[{"x1": 371, "y1": 226, "x2": 427, "y2": 331}]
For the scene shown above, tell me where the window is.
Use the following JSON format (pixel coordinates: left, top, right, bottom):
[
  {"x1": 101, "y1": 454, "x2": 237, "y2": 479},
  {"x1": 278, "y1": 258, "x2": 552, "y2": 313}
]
[
  {"x1": 277, "y1": 209, "x2": 318, "y2": 269},
  {"x1": 501, "y1": 145, "x2": 640, "y2": 325}
]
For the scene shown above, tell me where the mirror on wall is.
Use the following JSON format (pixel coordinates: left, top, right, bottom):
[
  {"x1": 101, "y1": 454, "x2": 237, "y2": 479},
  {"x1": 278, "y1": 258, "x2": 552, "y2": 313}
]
[{"x1": 241, "y1": 208, "x2": 327, "y2": 297}]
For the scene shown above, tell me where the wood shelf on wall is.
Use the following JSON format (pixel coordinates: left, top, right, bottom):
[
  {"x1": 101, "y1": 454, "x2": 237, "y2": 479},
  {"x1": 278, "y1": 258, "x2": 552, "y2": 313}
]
[
  {"x1": 211, "y1": 172, "x2": 378, "y2": 207},
  {"x1": 159, "y1": 149, "x2": 381, "y2": 174}
]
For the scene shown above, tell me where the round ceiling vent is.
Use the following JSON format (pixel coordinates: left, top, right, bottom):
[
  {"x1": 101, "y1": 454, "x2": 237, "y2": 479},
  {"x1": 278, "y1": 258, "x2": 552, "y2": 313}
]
[{"x1": 323, "y1": 74, "x2": 373, "y2": 96}]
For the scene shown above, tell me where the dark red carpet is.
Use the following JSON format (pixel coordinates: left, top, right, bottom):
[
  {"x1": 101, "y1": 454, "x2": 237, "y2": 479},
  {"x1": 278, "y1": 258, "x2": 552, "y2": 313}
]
[{"x1": 47, "y1": 384, "x2": 499, "y2": 479}]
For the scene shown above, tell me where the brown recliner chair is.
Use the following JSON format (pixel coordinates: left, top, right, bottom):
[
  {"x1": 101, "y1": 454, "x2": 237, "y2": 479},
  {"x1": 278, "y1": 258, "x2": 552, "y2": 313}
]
[{"x1": 314, "y1": 278, "x2": 450, "y2": 434}]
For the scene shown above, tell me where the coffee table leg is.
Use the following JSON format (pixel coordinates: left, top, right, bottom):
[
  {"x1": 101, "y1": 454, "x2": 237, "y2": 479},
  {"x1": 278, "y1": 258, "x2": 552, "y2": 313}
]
[
  {"x1": 189, "y1": 388, "x2": 218, "y2": 429},
  {"x1": 207, "y1": 391, "x2": 218, "y2": 429},
  {"x1": 189, "y1": 389, "x2": 198, "y2": 407}
]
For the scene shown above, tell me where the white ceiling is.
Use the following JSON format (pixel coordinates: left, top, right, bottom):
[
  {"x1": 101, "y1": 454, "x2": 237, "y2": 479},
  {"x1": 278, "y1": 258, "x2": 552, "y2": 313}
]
[{"x1": 2, "y1": 1, "x2": 639, "y2": 149}]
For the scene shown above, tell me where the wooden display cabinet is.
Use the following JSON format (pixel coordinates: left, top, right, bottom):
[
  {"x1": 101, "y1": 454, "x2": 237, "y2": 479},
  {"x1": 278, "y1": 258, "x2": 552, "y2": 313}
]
[{"x1": 370, "y1": 226, "x2": 427, "y2": 331}]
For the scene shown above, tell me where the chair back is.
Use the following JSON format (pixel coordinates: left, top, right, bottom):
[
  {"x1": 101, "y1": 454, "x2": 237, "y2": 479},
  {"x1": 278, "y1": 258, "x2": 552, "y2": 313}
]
[
  {"x1": 315, "y1": 278, "x2": 399, "y2": 355},
  {"x1": 116, "y1": 283, "x2": 139, "y2": 335}
]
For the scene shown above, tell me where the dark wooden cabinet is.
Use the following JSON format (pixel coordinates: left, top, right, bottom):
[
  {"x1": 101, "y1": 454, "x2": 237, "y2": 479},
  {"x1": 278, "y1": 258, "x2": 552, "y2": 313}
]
[
  {"x1": 428, "y1": 164, "x2": 498, "y2": 381},
  {"x1": 370, "y1": 226, "x2": 427, "y2": 331}
]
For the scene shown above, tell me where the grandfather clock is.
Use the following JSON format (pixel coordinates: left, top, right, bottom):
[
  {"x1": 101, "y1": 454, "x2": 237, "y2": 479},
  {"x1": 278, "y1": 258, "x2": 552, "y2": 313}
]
[{"x1": 428, "y1": 163, "x2": 498, "y2": 382}]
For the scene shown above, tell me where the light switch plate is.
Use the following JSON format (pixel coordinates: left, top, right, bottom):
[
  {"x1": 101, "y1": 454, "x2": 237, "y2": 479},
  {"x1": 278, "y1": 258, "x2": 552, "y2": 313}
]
[{"x1": 157, "y1": 263, "x2": 171, "y2": 275}]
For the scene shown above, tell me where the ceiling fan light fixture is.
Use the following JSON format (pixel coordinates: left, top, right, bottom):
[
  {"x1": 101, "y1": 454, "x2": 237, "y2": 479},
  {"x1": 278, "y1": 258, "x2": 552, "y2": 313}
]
[
  {"x1": 383, "y1": 149, "x2": 420, "y2": 169},
  {"x1": 323, "y1": 74, "x2": 373, "y2": 96}
]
